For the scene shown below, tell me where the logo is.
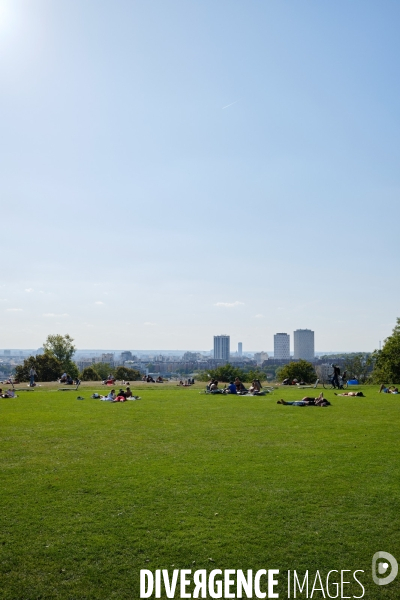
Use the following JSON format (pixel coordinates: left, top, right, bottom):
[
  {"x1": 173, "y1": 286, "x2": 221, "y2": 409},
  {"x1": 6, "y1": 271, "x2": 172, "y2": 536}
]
[{"x1": 372, "y1": 552, "x2": 398, "y2": 586}]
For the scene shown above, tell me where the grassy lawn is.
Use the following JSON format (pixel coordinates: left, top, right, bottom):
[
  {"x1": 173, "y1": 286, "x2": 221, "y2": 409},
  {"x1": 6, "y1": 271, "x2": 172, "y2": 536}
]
[{"x1": 0, "y1": 382, "x2": 399, "y2": 599}]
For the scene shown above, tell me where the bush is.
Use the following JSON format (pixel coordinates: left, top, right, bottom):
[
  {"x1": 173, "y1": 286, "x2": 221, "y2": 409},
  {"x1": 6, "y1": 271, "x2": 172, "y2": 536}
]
[
  {"x1": 276, "y1": 360, "x2": 317, "y2": 383},
  {"x1": 80, "y1": 367, "x2": 101, "y2": 381},
  {"x1": 114, "y1": 366, "x2": 141, "y2": 381}
]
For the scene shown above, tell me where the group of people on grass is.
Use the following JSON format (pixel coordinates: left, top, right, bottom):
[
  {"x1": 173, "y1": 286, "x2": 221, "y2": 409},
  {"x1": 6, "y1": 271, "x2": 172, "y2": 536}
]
[
  {"x1": 281, "y1": 378, "x2": 306, "y2": 386},
  {"x1": 276, "y1": 389, "x2": 365, "y2": 407},
  {"x1": 59, "y1": 373, "x2": 80, "y2": 385},
  {"x1": 177, "y1": 378, "x2": 195, "y2": 386},
  {"x1": 94, "y1": 387, "x2": 140, "y2": 402},
  {"x1": 207, "y1": 377, "x2": 265, "y2": 396}
]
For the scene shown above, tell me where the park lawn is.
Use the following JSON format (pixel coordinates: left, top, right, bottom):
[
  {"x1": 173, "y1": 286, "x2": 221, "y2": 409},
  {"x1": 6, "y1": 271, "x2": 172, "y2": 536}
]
[{"x1": 0, "y1": 383, "x2": 399, "y2": 599}]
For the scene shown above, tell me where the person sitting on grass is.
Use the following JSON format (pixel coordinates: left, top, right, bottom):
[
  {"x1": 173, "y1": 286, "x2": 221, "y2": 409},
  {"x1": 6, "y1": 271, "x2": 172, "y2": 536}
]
[
  {"x1": 113, "y1": 389, "x2": 127, "y2": 402},
  {"x1": 248, "y1": 379, "x2": 262, "y2": 394},
  {"x1": 224, "y1": 381, "x2": 237, "y2": 394},
  {"x1": 210, "y1": 380, "x2": 223, "y2": 394},
  {"x1": 124, "y1": 387, "x2": 140, "y2": 400},
  {"x1": 277, "y1": 392, "x2": 330, "y2": 406},
  {"x1": 100, "y1": 389, "x2": 116, "y2": 401},
  {"x1": 234, "y1": 377, "x2": 248, "y2": 394},
  {"x1": 379, "y1": 384, "x2": 399, "y2": 394},
  {"x1": 334, "y1": 391, "x2": 365, "y2": 397},
  {"x1": 156, "y1": 376, "x2": 164, "y2": 383}
]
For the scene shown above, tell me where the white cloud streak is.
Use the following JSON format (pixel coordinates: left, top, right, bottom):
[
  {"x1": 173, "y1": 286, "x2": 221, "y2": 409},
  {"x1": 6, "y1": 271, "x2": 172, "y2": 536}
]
[
  {"x1": 222, "y1": 99, "x2": 240, "y2": 109},
  {"x1": 214, "y1": 301, "x2": 244, "y2": 308}
]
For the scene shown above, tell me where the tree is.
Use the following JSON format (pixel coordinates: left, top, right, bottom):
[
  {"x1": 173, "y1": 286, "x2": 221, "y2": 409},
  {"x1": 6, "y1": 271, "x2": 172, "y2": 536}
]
[
  {"x1": 90, "y1": 362, "x2": 114, "y2": 380},
  {"x1": 276, "y1": 360, "x2": 317, "y2": 383},
  {"x1": 372, "y1": 318, "x2": 400, "y2": 383},
  {"x1": 80, "y1": 366, "x2": 101, "y2": 381},
  {"x1": 43, "y1": 334, "x2": 78, "y2": 377},
  {"x1": 114, "y1": 366, "x2": 141, "y2": 381},
  {"x1": 14, "y1": 355, "x2": 62, "y2": 382},
  {"x1": 244, "y1": 368, "x2": 269, "y2": 383},
  {"x1": 197, "y1": 364, "x2": 247, "y2": 383},
  {"x1": 343, "y1": 353, "x2": 374, "y2": 383}
]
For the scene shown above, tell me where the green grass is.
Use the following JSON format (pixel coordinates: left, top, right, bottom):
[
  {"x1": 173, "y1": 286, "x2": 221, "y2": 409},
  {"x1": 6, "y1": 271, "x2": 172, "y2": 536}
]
[{"x1": 0, "y1": 383, "x2": 399, "y2": 599}]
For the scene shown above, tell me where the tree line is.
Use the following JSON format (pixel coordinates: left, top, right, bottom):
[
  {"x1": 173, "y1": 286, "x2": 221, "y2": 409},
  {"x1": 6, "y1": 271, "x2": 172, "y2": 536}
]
[{"x1": 14, "y1": 334, "x2": 141, "y2": 383}]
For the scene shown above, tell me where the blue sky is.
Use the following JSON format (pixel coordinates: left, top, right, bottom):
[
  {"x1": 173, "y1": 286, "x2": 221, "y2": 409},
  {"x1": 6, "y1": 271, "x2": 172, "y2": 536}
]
[{"x1": 1, "y1": 0, "x2": 399, "y2": 351}]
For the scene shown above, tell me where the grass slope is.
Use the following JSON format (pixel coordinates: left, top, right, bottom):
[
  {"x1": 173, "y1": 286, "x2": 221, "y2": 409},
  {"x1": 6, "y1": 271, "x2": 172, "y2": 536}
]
[{"x1": 0, "y1": 383, "x2": 399, "y2": 599}]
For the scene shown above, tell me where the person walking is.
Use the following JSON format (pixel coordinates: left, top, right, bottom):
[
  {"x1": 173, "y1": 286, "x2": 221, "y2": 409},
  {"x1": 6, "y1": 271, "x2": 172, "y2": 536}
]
[
  {"x1": 332, "y1": 364, "x2": 340, "y2": 389},
  {"x1": 29, "y1": 367, "x2": 37, "y2": 387}
]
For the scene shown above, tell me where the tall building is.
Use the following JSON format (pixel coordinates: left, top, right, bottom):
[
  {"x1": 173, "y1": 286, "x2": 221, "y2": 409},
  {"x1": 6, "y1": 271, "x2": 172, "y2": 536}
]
[
  {"x1": 238, "y1": 342, "x2": 242, "y2": 356},
  {"x1": 293, "y1": 329, "x2": 315, "y2": 361},
  {"x1": 274, "y1": 333, "x2": 290, "y2": 360},
  {"x1": 213, "y1": 335, "x2": 230, "y2": 361}
]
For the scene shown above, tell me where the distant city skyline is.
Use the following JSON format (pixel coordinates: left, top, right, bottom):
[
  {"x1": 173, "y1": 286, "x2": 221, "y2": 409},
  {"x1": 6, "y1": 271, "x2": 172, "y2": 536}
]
[{"x1": 0, "y1": 347, "x2": 374, "y2": 356}]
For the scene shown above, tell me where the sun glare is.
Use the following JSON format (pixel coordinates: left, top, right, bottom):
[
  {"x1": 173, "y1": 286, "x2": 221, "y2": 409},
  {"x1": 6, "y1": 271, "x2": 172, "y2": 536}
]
[{"x1": 0, "y1": 1, "x2": 7, "y2": 22}]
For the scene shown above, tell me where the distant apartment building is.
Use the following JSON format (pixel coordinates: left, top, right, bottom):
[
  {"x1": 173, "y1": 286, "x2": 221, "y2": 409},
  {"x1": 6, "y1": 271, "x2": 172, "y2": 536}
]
[
  {"x1": 238, "y1": 342, "x2": 242, "y2": 356},
  {"x1": 274, "y1": 333, "x2": 290, "y2": 360},
  {"x1": 213, "y1": 335, "x2": 230, "y2": 361},
  {"x1": 254, "y1": 351, "x2": 269, "y2": 366},
  {"x1": 101, "y1": 353, "x2": 115, "y2": 366},
  {"x1": 76, "y1": 358, "x2": 96, "y2": 371},
  {"x1": 293, "y1": 329, "x2": 315, "y2": 361},
  {"x1": 121, "y1": 351, "x2": 133, "y2": 362}
]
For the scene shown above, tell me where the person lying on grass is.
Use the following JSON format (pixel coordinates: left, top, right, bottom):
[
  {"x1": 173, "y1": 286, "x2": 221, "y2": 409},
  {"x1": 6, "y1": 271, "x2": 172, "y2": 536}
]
[
  {"x1": 277, "y1": 392, "x2": 330, "y2": 406},
  {"x1": 379, "y1": 385, "x2": 399, "y2": 394},
  {"x1": 334, "y1": 391, "x2": 365, "y2": 397},
  {"x1": 0, "y1": 388, "x2": 17, "y2": 398}
]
